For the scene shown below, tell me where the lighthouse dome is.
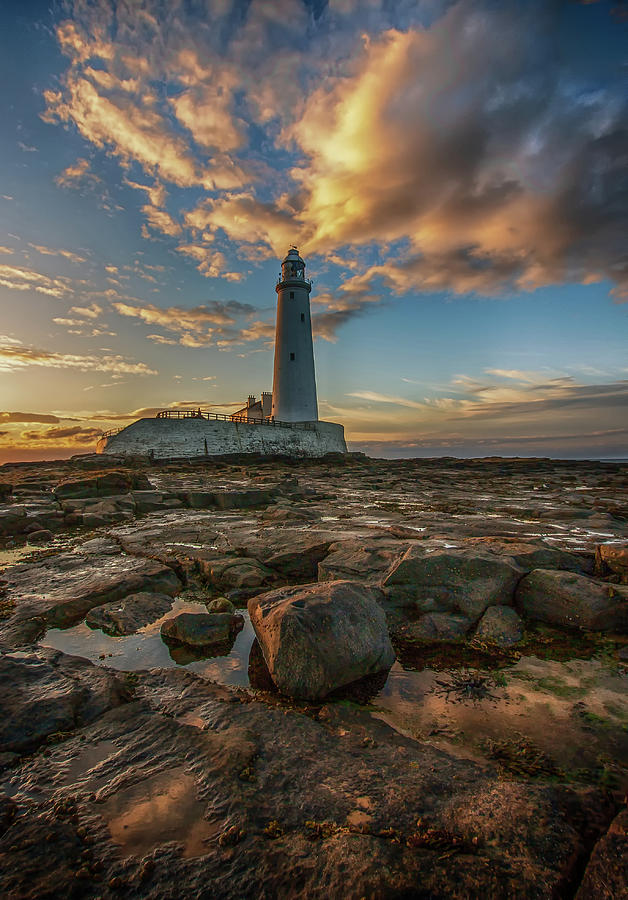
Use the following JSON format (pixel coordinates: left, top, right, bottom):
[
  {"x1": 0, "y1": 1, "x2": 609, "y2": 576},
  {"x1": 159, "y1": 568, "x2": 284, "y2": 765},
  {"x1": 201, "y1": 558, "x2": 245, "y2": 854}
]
[{"x1": 281, "y1": 246, "x2": 306, "y2": 281}]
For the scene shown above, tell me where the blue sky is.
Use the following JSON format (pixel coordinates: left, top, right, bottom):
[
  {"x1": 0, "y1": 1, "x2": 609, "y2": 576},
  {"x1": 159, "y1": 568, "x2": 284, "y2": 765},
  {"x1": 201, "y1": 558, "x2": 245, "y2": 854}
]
[{"x1": 0, "y1": 0, "x2": 626, "y2": 461}]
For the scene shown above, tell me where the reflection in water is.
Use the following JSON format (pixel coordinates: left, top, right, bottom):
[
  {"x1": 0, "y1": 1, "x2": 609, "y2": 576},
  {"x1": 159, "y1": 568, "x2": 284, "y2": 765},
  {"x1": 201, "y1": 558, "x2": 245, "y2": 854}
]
[
  {"x1": 38, "y1": 588, "x2": 628, "y2": 793},
  {"x1": 103, "y1": 767, "x2": 217, "y2": 858},
  {"x1": 374, "y1": 657, "x2": 628, "y2": 789},
  {"x1": 165, "y1": 636, "x2": 236, "y2": 666},
  {"x1": 40, "y1": 600, "x2": 256, "y2": 687},
  {"x1": 247, "y1": 638, "x2": 276, "y2": 692}
]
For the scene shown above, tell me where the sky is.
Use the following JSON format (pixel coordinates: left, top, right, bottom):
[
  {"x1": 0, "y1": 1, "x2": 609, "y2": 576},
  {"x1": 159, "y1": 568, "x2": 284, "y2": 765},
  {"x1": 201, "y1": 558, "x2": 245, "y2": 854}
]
[{"x1": 0, "y1": 0, "x2": 627, "y2": 462}]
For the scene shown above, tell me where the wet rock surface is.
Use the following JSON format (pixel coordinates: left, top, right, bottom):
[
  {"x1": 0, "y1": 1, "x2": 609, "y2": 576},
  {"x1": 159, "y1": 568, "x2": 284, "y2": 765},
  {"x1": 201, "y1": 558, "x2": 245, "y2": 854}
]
[
  {"x1": 0, "y1": 649, "x2": 127, "y2": 754},
  {"x1": 161, "y1": 611, "x2": 244, "y2": 647},
  {"x1": 249, "y1": 580, "x2": 394, "y2": 699},
  {"x1": 473, "y1": 604, "x2": 524, "y2": 647},
  {"x1": 86, "y1": 592, "x2": 175, "y2": 636},
  {"x1": 0, "y1": 453, "x2": 627, "y2": 897},
  {"x1": 0, "y1": 543, "x2": 181, "y2": 646},
  {"x1": 516, "y1": 568, "x2": 628, "y2": 631}
]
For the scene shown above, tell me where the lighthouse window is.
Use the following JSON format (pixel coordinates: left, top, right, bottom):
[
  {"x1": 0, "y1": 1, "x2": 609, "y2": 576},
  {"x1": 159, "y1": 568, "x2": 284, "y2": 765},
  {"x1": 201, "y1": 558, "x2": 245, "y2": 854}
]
[
  {"x1": 300, "y1": 313, "x2": 305, "y2": 322},
  {"x1": 290, "y1": 352, "x2": 295, "y2": 361},
  {"x1": 289, "y1": 291, "x2": 294, "y2": 299}
]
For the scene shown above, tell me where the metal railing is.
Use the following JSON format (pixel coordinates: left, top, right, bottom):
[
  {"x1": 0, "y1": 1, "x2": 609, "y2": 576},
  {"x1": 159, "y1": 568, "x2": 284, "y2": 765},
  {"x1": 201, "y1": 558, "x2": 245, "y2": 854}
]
[
  {"x1": 99, "y1": 427, "x2": 124, "y2": 440},
  {"x1": 276, "y1": 274, "x2": 313, "y2": 286},
  {"x1": 155, "y1": 409, "x2": 314, "y2": 430},
  {"x1": 99, "y1": 410, "x2": 316, "y2": 439}
]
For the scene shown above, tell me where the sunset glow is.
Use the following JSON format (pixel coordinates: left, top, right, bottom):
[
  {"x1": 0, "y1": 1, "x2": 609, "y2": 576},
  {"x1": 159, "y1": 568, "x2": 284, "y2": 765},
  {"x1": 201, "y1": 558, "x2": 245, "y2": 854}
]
[{"x1": 1, "y1": 0, "x2": 626, "y2": 462}]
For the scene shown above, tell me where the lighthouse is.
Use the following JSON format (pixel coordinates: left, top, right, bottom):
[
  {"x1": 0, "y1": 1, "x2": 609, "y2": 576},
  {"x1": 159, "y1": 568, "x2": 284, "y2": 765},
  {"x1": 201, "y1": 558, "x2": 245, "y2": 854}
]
[
  {"x1": 97, "y1": 246, "x2": 347, "y2": 458},
  {"x1": 271, "y1": 247, "x2": 318, "y2": 422}
]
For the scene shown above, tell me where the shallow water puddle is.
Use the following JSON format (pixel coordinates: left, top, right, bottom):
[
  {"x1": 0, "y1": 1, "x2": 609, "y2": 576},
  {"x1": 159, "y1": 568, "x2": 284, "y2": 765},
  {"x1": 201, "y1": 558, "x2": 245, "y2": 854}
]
[
  {"x1": 102, "y1": 767, "x2": 217, "y2": 858},
  {"x1": 374, "y1": 656, "x2": 628, "y2": 786},
  {"x1": 39, "y1": 591, "x2": 627, "y2": 792},
  {"x1": 41, "y1": 600, "x2": 256, "y2": 686}
]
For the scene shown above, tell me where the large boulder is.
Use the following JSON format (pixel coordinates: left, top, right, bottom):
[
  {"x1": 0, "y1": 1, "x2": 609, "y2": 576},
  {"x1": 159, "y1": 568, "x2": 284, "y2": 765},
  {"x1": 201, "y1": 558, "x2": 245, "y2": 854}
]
[
  {"x1": 161, "y1": 611, "x2": 243, "y2": 646},
  {"x1": 382, "y1": 547, "x2": 521, "y2": 620},
  {"x1": 86, "y1": 591, "x2": 174, "y2": 635},
  {"x1": 515, "y1": 569, "x2": 628, "y2": 632},
  {"x1": 248, "y1": 580, "x2": 394, "y2": 700},
  {"x1": 473, "y1": 605, "x2": 524, "y2": 647}
]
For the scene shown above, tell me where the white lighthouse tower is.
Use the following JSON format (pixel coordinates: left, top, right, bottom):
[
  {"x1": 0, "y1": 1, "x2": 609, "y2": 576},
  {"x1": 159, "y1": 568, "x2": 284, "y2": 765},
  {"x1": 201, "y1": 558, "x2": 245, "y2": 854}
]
[{"x1": 271, "y1": 247, "x2": 318, "y2": 422}]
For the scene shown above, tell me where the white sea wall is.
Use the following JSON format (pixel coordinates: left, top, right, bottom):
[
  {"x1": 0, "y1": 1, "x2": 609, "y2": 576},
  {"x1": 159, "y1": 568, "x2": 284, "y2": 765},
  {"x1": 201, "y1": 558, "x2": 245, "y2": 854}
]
[{"x1": 96, "y1": 417, "x2": 347, "y2": 458}]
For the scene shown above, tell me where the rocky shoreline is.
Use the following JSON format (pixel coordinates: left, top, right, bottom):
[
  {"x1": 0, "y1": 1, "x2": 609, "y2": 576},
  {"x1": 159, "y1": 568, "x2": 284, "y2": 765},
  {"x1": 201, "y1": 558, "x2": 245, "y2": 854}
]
[{"x1": 0, "y1": 453, "x2": 626, "y2": 898}]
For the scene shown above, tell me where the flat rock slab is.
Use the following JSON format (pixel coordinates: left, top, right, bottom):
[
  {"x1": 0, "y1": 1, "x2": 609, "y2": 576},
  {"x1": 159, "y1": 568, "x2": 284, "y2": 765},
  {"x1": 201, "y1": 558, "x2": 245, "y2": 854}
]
[
  {"x1": 0, "y1": 665, "x2": 618, "y2": 899},
  {"x1": 516, "y1": 568, "x2": 628, "y2": 631},
  {"x1": 0, "y1": 546, "x2": 180, "y2": 645},
  {"x1": 54, "y1": 471, "x2": 151, "y2": 500},
  {"x1": 0, "y1": 649, "x2": 127, "y2": 753},
  {"x1": 464, "y1": 537, "x2": 593, "y2": 574},
  {"x1": 318, "y1": 539, "x2": 405, "y2": 583},
  {"x1": 249, "y1": 580, "x2": 394, "y2": 700},
  {"x1": 86, "y1": 591, "x2": 174, "y2": 636}
]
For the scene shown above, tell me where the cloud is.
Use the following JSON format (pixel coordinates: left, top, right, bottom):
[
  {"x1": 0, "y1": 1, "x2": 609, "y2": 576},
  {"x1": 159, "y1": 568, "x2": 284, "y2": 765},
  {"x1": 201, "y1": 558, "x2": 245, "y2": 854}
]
[
  {"x1": 285, "y1": 7, "x2": 628, "y2": 297},
  {"x1": 183, "y1": 194, "x2": 297, "y2": 257},
  {"x1": 0, "y1": 411, "x2": 61, "y2": 424},
  {"x1": 175, "y1": 243, "x2": 243, "y2": 280},
  {"x1": 43, "y1": 0, "x2": 627, "y2": 305},
  {"x1": 146, "y1": 333, "x2": 178, "y2": 345},
  {"x1": 56, "y1": 157, "x2": 100, "y2": 188},
  {"x1": 141, "y1": 204, "x2": 181, "y2": 238},
  {"x1": 338, "y1": 369, "x2": 628, "y2": 450},
  {"x1": 171, "y1": 80, "x2": 247, "y2": 153},
  {"x1": 28, "y1": 243, "x2": 87, "y2": 264},
  {"x1": 0, "y1": 264, "x2": 73, "y2": 298},
  {"x1": 68, "y1": 303, "x2": 103, "y2": 319},
  {"x1": 112, "y1": 299, "x2": 259, "y2": 347},
  {"x1": 348, "y1": 391, "x2": 428, "y2": 410},
  {"x1": 22, "y1": 425, "x2": 102, "y2": 444},
  {"x1": 18, "y1": 142, "x2": 38, "y2": 152},
  {"x1": 0, "y1": 337, "x2": 157, "y2": 376},
  {"x1": 44, "y1": 78, "x2": 201, "y2": 188},
  {"x1": 311, "y1": 284, "x2": 384, "y2": 341}
]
